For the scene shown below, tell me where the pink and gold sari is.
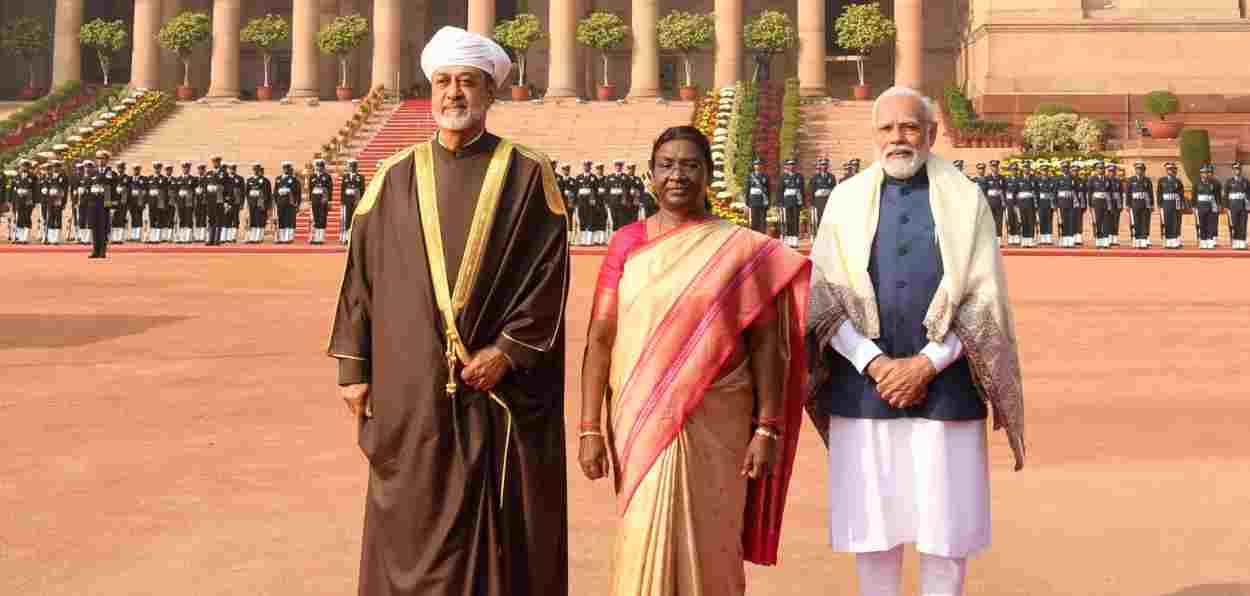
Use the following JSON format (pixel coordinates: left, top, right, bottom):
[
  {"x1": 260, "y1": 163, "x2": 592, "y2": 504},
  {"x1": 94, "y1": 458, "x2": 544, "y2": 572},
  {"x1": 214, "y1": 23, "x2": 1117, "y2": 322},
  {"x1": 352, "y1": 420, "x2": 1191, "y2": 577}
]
[{"x1": 592, "y1": 217, "x2": 811, "y2": 596}]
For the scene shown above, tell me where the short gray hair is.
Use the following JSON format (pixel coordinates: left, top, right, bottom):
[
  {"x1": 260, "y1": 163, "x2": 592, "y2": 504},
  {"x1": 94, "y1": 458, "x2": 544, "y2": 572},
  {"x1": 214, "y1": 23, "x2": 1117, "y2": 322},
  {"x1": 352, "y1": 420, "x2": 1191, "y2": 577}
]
[{"x1": 872, "y1": 86, "x2": 938, "y2": 127}]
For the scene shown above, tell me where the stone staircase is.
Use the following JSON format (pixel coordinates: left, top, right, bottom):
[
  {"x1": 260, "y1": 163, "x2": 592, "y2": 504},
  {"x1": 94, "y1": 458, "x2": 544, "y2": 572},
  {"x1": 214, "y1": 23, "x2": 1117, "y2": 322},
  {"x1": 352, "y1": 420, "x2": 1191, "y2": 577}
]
[
  {"x1": 798, "y1": 101, "x2": 878, "y2": 176},
  {"x1": 295, "y1": 99, "x2": 438, "y2": 242},
  {"x1": 113, "y1": 101, "x2": 358, "y2": 177},
  {"x1": 487, "y1": 100, "x2": 696, "y2": 168}
]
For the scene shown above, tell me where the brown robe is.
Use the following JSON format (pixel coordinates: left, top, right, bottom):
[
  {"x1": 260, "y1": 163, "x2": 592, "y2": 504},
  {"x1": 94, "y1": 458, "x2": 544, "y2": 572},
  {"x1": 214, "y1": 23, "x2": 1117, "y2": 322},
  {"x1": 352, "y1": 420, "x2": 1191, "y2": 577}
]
[{"x1": 328, "y1": 132, "x2": 570, "y2": 596}]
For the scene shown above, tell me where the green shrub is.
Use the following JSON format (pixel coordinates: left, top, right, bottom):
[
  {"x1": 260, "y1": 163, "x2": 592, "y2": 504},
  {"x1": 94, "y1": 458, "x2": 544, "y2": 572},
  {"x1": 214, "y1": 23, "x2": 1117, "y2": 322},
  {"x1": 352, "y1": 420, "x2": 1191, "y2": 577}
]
[
  {"x1": 731, "y1": 80, "x2": 759, "y2": 192},
  {"x1": 1034, "y1": 103, "x2": 1074, "y2": 116},
  {"x1": 1145, "y1": 90, "x2": 1179, "y2": 120},
  {"x1": 943, "y1": 84, "x2": 976, "y2": 131},
  {"x1": 1179, "y1": 128, "x2": 1210, "y2": 186},
  {"x1": 779, "y1": 78, "x2": 801, "y2": 162}
]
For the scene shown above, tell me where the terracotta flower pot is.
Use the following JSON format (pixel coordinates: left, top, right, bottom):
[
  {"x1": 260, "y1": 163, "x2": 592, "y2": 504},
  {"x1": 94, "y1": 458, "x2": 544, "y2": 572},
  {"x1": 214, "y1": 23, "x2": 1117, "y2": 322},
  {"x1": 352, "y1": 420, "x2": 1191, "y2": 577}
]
[
  {"x1": 336, "y1": 86, "x2": 354, "y2": 101},
  {"x1": 176, "y1": 85, "x2": 195, "y2": 101},
  {"x1": 256, "y1": 85, "x2": 274, "y2": 101},
  {"x1": 852, "y1": 84, "x2": 871, "y2": 100},
  {"x1": 510, "y1": 85, "x2": 530, "y2": 101},
  {"x1": 1147, "y1": 120, "x2": 1183, "y2": 139},
  {"x1": 679, "y1": 86, "x2": 699, "y2": 101},
  {"x1": 597, "y1": 84, "x2": 615, "y2": 101}
]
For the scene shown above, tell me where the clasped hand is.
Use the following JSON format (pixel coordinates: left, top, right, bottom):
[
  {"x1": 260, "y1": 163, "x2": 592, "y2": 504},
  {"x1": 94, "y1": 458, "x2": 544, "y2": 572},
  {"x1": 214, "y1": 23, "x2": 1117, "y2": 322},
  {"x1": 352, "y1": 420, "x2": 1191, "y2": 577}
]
[{"x1": 866, "y1": 355, "x2": 938, "y2": 409}]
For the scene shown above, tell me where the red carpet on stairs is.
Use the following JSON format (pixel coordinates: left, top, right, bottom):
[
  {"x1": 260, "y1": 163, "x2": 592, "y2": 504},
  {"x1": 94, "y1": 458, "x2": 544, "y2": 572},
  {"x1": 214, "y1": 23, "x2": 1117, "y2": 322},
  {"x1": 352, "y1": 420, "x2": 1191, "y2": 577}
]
[{"x1": 296, "y1": 99, "x2": 437, "y2": 242}]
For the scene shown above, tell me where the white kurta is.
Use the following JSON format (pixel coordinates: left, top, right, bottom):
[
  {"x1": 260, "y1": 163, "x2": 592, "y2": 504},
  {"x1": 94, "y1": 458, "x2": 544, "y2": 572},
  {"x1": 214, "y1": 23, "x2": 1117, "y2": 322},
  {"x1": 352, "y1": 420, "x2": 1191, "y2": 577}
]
[{"x1": 827, "y1": 321, "x2": 992, "y2": 559}]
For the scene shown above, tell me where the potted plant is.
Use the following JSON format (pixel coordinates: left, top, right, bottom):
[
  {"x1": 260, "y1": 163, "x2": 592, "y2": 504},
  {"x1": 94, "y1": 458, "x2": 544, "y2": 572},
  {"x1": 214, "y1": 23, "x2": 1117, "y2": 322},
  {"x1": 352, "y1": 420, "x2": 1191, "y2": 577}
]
[
  {"x1": 577, "y1": 12, "x2": 628, "y2": 101},
  {"x1": 158, "y1": 11, "x2": 212, "y2": 100},
  {"x1": 658, "y1": 11, "x2": 715, "y2": 101},
  {"x1": 494, "y1": 14, "x2": 543, "y2": 101},
  {"x1": 835, "y1": 2, "x2": 895, "y2": 100},
  {"x1": 1144, "y1": 90, "x2": 1182, "y2": 139},
  {"x1": 316, "y1": 14, "x2": 369, "y2": 101},
  {"x1": 1, "y1": 17, "x2": 50, "y2": 99},
  {"x1": 79, "y1": 19, "x2": 127, "y2": 86},
  {"x1": 241, "y1": 14, "x2": 290, "y2": 101},
  {"x1": 743, "y1": 10, "x2": 796, "y2": 83}
]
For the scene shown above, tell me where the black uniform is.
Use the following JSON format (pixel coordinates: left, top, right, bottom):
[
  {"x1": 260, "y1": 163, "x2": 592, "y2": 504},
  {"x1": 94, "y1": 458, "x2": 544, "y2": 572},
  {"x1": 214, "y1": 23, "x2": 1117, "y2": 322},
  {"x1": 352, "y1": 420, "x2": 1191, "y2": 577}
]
[
  {"x1": 809, "y1": 169, "x2": 837, "y2": 229},
  {"x1": 309, "y1": 168, "x2": 333, "y2": 242},
  {"x1": 43, "y1": 170, "x2": 68, "y2": 241},
  {"x1": 192, "y1": 169, "x2": 209, "y2": 237},
  {"x1": 606, "y1": 169, "x2": 634, "y2": 231},
  {"x1": 626, "y1": 170, "x2": 648, "y2": 221},
  {"x1": 205, "y1": 167, "x2": 227, "y2": 245},
  {"x1": 556, "y1": 171, "x2": 576, "y2": 235},
  {"x1": 1087, "y1": 171, "x2": 1113, "y2": 243},
  {"x1": 1108, "y1": 172, "x2": 1125, "y2": 243},
  {"x1": 1036, "y1": 171, "x2": 1055, "y2": 241},
  {"x1": 573, "y1": 171, "x2": 604, "y2": 240},
  {"x1": 126, "y1": 170, "x2": 146, "y2": 239},
  {"x1": 780, "y1": 169, "x2": 805, "y2": 240},
  {"x1": 172, "y1": 168, "x2": 196, "y2": 241},
  {"x1": 1157, "y1": 172, "x2": 1185, "y2": 246},
  {"x1": 1055, "y1": 170, "x2": 1079, "y2": 242},
  {"x1": 746, "y1": 170, "x2": 771, "y2": 234},
  {"x1": 108, "y1": 168, "x2": 129, "y2": 238},
  {"x1": 1224, "y1": 171, "x2": 1249, "y2": 247},
  {"x1": 247, "y1": 171, "x2": 273, "y2": 242},
  {"x1": 1015, "y1": 170, "x2": 1039, "y2": 243},
  {"x1": 1004, "y1": 170, "x2": 1022, "y2": 243},
  {"x1": 1126, "y1": 172, "x2": 1154, "y2": 245},
  {"x1": 13, "y1": 170, "x2": 38, "y2": 242},
  {"x1": 85, "y1": 168, "x2": 113, "y2": 257},
  {"x1": 1193, "y1": 176, "x2": 1222, "y2": 246},
  {"x1": 275, "y1": 169, "x2": 302, "y2": 242},
  {"x1": 340, "y1": 168, "x2": 366, "y2": 238}
]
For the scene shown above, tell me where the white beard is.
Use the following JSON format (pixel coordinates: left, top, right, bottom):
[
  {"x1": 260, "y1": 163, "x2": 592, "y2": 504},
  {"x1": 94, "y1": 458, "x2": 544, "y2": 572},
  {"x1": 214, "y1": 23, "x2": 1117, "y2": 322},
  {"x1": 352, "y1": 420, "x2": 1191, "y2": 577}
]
[
  {"x1": 434, "y1": 106, "x2": 484, "y2": 131},
  {"x1": 880, "y1": 147, "x2": 928, "y2": 180}
]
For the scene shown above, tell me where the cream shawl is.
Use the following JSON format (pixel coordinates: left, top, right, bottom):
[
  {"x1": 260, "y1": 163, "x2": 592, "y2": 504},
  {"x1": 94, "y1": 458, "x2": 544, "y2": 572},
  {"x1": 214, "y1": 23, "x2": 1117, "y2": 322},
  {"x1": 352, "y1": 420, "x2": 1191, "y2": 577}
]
[{"x1": 805, "y1": 154, "x2": 1026, "y2": 470}]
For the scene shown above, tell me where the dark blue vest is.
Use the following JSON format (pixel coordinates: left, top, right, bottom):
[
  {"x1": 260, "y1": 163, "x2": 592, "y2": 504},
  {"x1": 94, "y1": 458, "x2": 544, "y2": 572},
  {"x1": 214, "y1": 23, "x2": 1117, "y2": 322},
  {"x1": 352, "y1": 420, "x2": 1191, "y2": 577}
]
[{"x1": 827, "y1": 171, "x2": 987, "y2": 421}]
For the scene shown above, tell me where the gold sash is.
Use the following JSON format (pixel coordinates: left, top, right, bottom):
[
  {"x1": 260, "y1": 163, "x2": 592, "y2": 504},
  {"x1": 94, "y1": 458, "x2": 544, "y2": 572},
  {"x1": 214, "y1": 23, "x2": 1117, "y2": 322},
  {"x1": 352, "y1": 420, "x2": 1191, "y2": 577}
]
[{"x1": 413, "y1": 138, "x2": 515, "y2": 508}]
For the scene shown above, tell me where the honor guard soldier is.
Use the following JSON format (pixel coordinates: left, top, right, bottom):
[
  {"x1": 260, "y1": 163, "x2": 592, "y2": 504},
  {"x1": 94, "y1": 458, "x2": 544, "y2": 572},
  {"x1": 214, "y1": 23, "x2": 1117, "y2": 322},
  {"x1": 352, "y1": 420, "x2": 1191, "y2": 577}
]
[
  {"x1": 109, "y1": 160, "x2": 129, "y2": 243},
  {"x1": 606, "y1": 159, "x2": 632, "y2": 232},
  {"x1": 1107, "y1": 164, "x2": 1125, "y2": 246},
  {"x1": 985, "y1": 161, "x2": 1007, "y2": 245},
  {"x1": 1225, "y1": 161, "x2": 1249, "y2": 249},
  {"x1": 0, "y1": 168, "x2": 9, "y2": 242},
  {"x1": 226, "y1": 163, "x2": 246, "y2": 242},
  {"x1": 1035, "y1": 164, "x2": 1056, "y2": 245},
  {"x1": 43, "y1": 161, "x2": 68, "y2": 244},
  {"x1": 953, "y1": 160, "x2": 965, "y2": 177},
  {"x1": 626, "y1": 162, "x2": 648, "y2": 221},
  {"x1": 12, "y1": 160, "x2": 38, "y2": 244},
  {"x1": 1016, "y1": 161, "x2": 1039, "y2": 247},
  {"x1": 1003, "y1": 163, "x2": 1021, "y2": 246},
  {"x1": 746, "y1": 157, "x2": 771, "y2": 234},
  {"x1": 308, "y1": 159, "x2": 333, "y2": 244},
  {"x1": 245, "y1": 163, "x2": 272, "y2": 243},
  {"x1": 557, "y1": 163, "x2": 577, "y2": 238},
  {"x1": 1086, "y1": 162, "x2": 1113, "y2": 248},
  {"x1": 1055, "y1": 161, "x2": 1079, "y2": 247},
  {"x1": 1194, "y1": 164, "x2": 1222, "y2": 250},
  {"x1": 841, "y1": 160, "x2": 856, "y2": 184},
  {"x1": 809, "y1": 157, "x2": 837, "y2": 230},
  {"x1": 779, "y1": 158, "x2": 804, "y2": 247},
  {"x1": 143, "y1": 161, "x2": 165, "y2": 242},
  {"x1": 850, "y1": 158, "x2": 863, "y2": 176},
  {"x1": 592, "y1": 162, "x2": 611, "y2": 239},
  {"x1": 73, "y1": 162, "x2": 91, "y2": 243},
  {"x1": 1157, "y1": 162, "x2": 1185, "y2": 248},
  {"x1": 204, "y1": 160, "x2": 227, "y2": 246},
  {"x1": 1126, "y1": 161, "x2": 1155, "y2": 249},
  {"x1": 573, "y1": 160, "x2": 600, "y2": 245},
  {"x1": 161, "y1": 164, "x2": 177, "y2": 241},
  {"x1": 340, "y1": 159, "x2": 365, "y2": 244},
  {"x1": 172, "y1": 161, "x2": 195, "y2": 243},
  {"x1": 1073, "y1": 164, "x2": 1089, "y2": 245},
  {"x1": 126, "y1": 164, "x2": 145, "y2": 241},
  {"x1": 96, "y1": 152, "x2": 119, "y2": 242},
  {"x1": 191, "y1": 163, "x2": 209, "y2": 241},
  {"x1": 274, "y1": 161, "x2": 301, "y2": 243},
  {"x1": 83, "y1": 160, "x2": 112, "y2": 258}
]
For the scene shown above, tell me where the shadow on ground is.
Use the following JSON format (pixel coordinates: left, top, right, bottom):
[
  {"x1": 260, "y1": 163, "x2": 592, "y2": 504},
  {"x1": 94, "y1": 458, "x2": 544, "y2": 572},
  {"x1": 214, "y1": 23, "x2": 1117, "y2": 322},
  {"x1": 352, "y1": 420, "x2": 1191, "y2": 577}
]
[
  {"x1": 0, "y1": 314, "x2": 190, "y2": 349},
  {"x1": 1162, "y1": 585, "x2": 1250, "y2": 596}
]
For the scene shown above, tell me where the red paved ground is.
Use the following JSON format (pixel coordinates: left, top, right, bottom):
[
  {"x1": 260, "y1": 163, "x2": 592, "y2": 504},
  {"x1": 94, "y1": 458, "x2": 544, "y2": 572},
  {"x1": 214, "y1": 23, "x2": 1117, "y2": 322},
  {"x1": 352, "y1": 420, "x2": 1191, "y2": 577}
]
[{"x1": 2, "y1": 254, "x2": 1248, "y2": 595}]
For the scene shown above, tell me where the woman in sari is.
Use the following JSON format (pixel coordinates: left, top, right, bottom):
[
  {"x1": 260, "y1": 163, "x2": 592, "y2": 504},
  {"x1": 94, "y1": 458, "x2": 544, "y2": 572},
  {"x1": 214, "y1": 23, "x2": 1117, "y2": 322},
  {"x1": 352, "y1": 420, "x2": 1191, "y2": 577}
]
[{"x1": 578, "y1": 126, "x2": 812, "y2": 596}]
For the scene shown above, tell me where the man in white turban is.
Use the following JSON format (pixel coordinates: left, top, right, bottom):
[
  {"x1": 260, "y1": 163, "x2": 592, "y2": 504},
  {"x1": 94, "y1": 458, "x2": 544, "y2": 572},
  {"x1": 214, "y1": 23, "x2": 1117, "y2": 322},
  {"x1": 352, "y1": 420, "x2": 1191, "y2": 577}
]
[{"x1": 330, "y1": 25, "x2": 570, "y2": 596}]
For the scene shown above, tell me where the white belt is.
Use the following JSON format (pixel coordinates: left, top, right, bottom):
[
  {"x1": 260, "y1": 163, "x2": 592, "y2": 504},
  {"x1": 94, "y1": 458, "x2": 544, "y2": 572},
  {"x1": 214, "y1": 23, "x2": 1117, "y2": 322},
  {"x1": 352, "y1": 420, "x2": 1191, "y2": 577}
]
[
  {"x1": 750, "y1": 188, "x2": 763, "y2": 195},
  {"x1": 1163, "y1": 193, "x2": 1180, "y2": 200},
  {"x1": 1229, "y1": 193, "x2": 1246, "y2": 200},
  {"x1": 1017, "y1": 192, "x2": 1035, "y2": 198},
  {"x1": 278, "y1": 188, "x2": 291, "y2": 195},
  {"x1": 815, "y1": 189, "x2": 831, "y2": 196},
  {"x1": 312, "y1": 188, "x2": 325, "y2": 195},
  {"x1": 1058, "y1": 191, "x2": 1073, "y2": 197},
  {"x1": 578, "y1": 189, "x2": 591, "y2": 195},
  {"x1": 1132, "y1": 192, "x2": 1148, "y2": 199},
  {"x1": 987, "y1": 190, "x2": 1002, "y2": 196},
  {"x1": 115, "y1": 186, "x2": 126, "y2": 193},
  {"x1": 610, "y1": 188, "x2": 623, "y2": 194},
  {"x1": 16, "y1": 189, "x2": 29, "y2": 196},
  {"x1": 179, "y1": 190, "x2": 190, "y2": 197},
  {"x1": 49, "y1": 189, "x2": 61, "y2": 196},
  {"x1": 207, "y1": 185, "x2": 219, "y2": 192},
  {"x1": 1092, "y1": 192, "x2": 1109, "y2": 198},
  {"x1": 91, "y1": 185, "x2": 105, "y2": 193},
  {"x1": 784, "y1": 189, "x2": 799, "y2": 195},
  {"x1": 345, "y1": 189, "x2": 358, "y2": 196},
  {"x1": 149, "y1": 189, "x2": 160, "y2": 196},
  {"x1": 1198, "y1": 195, "x2": 1214, "y2": 202},
  {"x1": 249, "y1": 190, "x2": 261, "y2": 197}
]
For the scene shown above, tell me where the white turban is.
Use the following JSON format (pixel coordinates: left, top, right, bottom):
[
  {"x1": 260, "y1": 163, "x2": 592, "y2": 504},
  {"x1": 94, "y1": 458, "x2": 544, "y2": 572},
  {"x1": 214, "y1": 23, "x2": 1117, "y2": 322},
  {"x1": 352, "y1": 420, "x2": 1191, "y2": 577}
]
[{"x1": 421, "y1": 26, "x2": 512, "y2": 89}]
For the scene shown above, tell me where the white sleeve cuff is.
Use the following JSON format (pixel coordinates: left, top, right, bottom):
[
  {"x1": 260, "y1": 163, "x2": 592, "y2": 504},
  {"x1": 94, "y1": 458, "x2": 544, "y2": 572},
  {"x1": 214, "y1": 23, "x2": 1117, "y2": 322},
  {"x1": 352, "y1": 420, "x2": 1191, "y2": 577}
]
[
  {"x1": 920, "y1": 332, "x2": 965, "y2": 373},
  {"x1": 829, "y1": 320, "x2": 884, "y2": 375}
]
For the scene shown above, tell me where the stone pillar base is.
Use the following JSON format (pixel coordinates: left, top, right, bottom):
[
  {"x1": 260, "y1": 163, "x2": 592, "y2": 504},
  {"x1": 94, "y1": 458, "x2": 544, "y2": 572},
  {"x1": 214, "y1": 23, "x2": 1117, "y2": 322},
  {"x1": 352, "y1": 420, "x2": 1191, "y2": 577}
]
[
  {"x1": 800, "y1": 85, "x2": 828, "y2": 98},
  {"x1": 545, "y1": 87, "x2": 580, "y2": 99}
]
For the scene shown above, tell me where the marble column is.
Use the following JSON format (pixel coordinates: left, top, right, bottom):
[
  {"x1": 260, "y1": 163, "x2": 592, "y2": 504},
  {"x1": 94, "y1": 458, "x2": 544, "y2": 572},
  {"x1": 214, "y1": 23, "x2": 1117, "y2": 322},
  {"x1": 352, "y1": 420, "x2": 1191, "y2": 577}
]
[
  {"x1": 206, "y1": 0, "x2": 241, "y2": 98},
  {"x1": 626, "y1": 0, "x2": 660, "y2": 98},
  {"x1": 370, "y1": 0, "x2": 402, "y2": 92},
  {"x1": 130, "y1": 0, "x2": 163, "y2": 89},
  {"x1": 467, "y1": 0, "x2": 496, "y2": 37},
  {"x1": 797, "y1": 0, "x2": 827, "y2": 96},
  {"x1": 161, "y1": 0, "x2": 184, "y2": 92},
  {"x1": 546, "y1": 0, "x2": 579, "y2": 97},
  {"x1": 319, "y1": 0, "x2": 339, "y2": 98},
  {"x1": 894, "y1": 0, "x2": 924, "y2": 91},
  {"x1": 289, "y1": 0, "x2": 321, "y2": 98},
  {"x1": 52, "y1": 0, "x2": 84, "y2": 86},
  {"x1": 713, "y1": 0, "x2": 742, "y2": 89}
]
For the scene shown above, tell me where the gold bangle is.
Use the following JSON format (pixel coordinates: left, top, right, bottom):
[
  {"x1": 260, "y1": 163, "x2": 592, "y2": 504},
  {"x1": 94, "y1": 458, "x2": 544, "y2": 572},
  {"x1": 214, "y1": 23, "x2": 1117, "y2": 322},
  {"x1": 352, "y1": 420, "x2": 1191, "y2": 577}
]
[
  {"x1": 754, "y1": 427, "x2": 779, "y2": 440},
  {"x1": 579, "y1": 430, "x2": 605, "y2": 439}
]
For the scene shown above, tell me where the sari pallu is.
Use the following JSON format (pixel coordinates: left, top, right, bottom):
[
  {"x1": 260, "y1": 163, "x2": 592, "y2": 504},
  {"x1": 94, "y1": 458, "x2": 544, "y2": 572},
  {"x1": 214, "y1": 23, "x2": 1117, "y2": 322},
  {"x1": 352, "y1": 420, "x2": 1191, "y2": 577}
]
[{"x1": 598, "y1": 218, "x2": 810, "y2": 595}]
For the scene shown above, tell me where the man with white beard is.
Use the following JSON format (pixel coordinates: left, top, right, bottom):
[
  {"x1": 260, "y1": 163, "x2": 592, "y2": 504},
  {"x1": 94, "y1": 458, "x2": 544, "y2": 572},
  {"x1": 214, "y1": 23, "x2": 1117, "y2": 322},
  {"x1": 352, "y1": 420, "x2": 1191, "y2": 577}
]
[
  {"x1": 328, "y1": 25, "x2": 569, "y2": 596},
  {"x1": 805, "y1": 86, "x2": 1025, "y2": 596}
]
